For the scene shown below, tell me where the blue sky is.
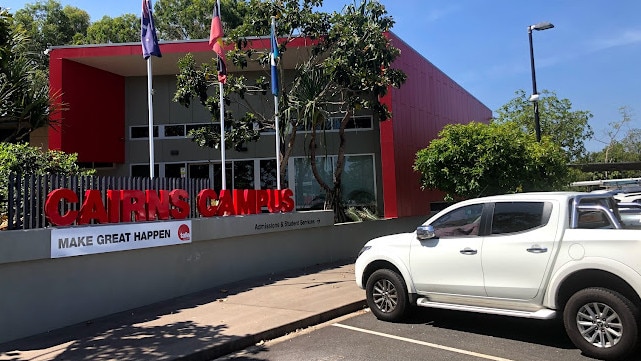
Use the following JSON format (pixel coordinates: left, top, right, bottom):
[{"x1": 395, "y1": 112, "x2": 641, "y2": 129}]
[{"x1": 5, "y1": 0, "x2": 641, "y2": 152}]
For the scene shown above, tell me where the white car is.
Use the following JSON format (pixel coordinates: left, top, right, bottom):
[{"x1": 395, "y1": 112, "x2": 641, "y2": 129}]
[{"x1": 355, "y1": 192, "x2": 641, "y2": 361}]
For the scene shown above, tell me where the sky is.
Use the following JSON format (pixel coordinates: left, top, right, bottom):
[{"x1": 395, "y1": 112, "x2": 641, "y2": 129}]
[{"x1": 5, "y1": 0, "x2": 641, "y2": 152}]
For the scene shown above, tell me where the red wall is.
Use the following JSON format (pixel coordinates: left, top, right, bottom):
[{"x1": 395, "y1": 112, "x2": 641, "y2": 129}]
[
  {"x1": 381, "y1": 33, "x2": 493, "y2": 218},
  {"x1": 49, "y1": 57, "x2": 125, "y2": 163}
]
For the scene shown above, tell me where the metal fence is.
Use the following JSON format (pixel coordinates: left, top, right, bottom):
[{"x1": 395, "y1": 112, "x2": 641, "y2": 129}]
[{"x1": 5, "y1": 173, "x2": 211, "y2": 230}]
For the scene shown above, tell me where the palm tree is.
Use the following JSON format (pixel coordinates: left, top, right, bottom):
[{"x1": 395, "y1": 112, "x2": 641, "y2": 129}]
[
  {"x1": 0, "y1": 7, "x2": 63, "y2": 143},
  {"x1": 285, "y1": 60, "x2": 351, "y2": 222}
]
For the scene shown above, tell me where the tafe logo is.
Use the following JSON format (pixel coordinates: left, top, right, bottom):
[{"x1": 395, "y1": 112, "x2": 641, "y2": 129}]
[{"x1": 178, "y1": 224, "x2": 191, "y2": 241}]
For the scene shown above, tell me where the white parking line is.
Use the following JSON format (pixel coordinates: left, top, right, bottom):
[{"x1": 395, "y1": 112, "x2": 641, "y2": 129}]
[{"x1": 332, "y1": 323, "x2": 515, "y2": 361}]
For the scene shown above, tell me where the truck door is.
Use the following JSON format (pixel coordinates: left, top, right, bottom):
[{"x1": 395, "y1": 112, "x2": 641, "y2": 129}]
[
  {"x1": 481, "y1": 201, "x2": 557, "y2": 300},
  {"x1": 410, "y1": 203, "x2": 486, "y2": 296}
]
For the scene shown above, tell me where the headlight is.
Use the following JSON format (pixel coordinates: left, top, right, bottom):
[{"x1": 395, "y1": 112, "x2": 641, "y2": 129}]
[{"x1": 357, "y1": 245, "x2": 371, "y2": 258}]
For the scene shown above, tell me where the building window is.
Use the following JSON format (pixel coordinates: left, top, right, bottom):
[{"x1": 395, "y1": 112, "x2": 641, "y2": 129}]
[
  {"x1": 292, "y1": 154, "x2": 375, "y2": 210},
  {"x1": 164, "y1": 163, "x2": 185, "y2": 178},
  {"x1": 131, "y1": 164, "x2": 159, "y2": 177},
  {"x1": 331, "y1": 115, "x2": 373, "y2": 130},
  {"x1": 260, "y1": 159, "x2": 288, "y2": 189},
  {"x1": 189, "y1": 163, "x2": 210, "y2": 179},
  {"x1": 130, "y1": 126, "x2": 159, "y2": 139},
  {"x1": 164, "y1": 125, "x2": 185, "y2": 137},
  {"x1": 342, "y1": 155, "x2": 376, "y2": 207},
  {"x1": 290, "y1": 115, "x2": 373, "y2": 134},
  {"x1": 233, "y1": 160, "x2": 254, "y2": 189},
  {"x1": 130, "y1": 123, "x2": 214, "y2": 140}
]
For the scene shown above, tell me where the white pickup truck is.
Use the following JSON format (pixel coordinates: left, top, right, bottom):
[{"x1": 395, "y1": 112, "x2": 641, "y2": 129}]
[{"x1": 355, "y1": 192, "x2": 641, "y2": 360}]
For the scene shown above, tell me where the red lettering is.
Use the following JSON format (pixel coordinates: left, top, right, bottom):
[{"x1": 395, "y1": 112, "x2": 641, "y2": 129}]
[
  {"x1": 78, "y1": 190, "x2": 108, "y2": 224},
  {"x1": 233, "y1": 189, "x2": 258, "y2": 215},
  {"x1": 121, "y1": 190, "x2": 146, "y2": 222},
  {"x1": 216, "y1": 189, "x2": 235, "y2": 216},
  {"x1": 197, "y1": 189, "x2": 218, "y2": 217},
  {"x1": 45, "y1": 188, "x2": 78, "y2": 226},
  {"x1": 256, "y1": 190, "x2": 269, "y2": 211},
  {"x1": 280, "y1": 189, "x2": 295, "y2": 212},
  {"x1": 146, "y1": 190, "x2": 170, "y2": 220},
  {"x1": 107, "y1": 190, "x2": 121, "y2": 223},
  {"x1": 169, "y1": 189, "x2": 190, "y2": 219},
  {"x1": 267, "y1": 189, "x2": 282, "y2": 213},
  {"x1": 44, "y1": 187, "x2": 296, "y2": 225}
]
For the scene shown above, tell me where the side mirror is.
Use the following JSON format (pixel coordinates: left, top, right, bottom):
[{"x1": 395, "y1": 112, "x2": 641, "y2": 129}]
[{"x1": 416, "y1": 225, "x2": 435, "y2": 240}]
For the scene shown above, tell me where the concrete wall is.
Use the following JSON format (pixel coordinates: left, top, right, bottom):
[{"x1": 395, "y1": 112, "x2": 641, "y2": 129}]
[{"x1": 0, "y1": 213, "x2": 425, "y2": 344}]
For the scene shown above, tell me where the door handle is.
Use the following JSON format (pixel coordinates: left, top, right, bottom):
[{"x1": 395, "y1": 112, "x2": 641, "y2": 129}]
[
  {"x1": 460, "y1": 248, "x2": 478, "y2": 255},
  {"x1": 527, "y1": 245, "x2": 548, "y2": 253}
]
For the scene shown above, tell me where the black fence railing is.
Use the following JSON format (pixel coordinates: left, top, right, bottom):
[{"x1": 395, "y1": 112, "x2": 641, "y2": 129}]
[{"x1": 5, "y1": 173, "x2": 211, "y2": 230}]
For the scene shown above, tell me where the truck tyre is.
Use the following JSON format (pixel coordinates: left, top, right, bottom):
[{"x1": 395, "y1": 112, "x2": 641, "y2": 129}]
[
  {"x1": 365, "y1": 269, "x2": 408, "y2": 322},
  {"x1": 563, "y1": 287, "x2": 640, "y2": 360}
]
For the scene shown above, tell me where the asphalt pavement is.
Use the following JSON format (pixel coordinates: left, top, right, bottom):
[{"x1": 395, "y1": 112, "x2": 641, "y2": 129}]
[{"x1": 0, "y1": 261, "x2": 365, "y2": 361}]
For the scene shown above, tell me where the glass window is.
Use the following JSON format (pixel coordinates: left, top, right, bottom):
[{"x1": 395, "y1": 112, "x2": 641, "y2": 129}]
[
  {"x1": 577, "y1": 210, "x2": 612, "y2": 229},
  {"x1": 131, "y1": 164, "x2": 159, "y2": 178},
  {"x1": 342, "y1": 155, "x2": 375, "y2": 206},
  {"x1": 260, "y1": 159, "x2": 288, "y2": 189},
  {"x1": 164, "y1": 125, "x2": 185, "y2": 137},
  {"x1": 491, "y1": 202, "x2": 550, "y2": 234},
  {"x1": 260, "y1": 159, "x2": 278, "y2": 189},
  {"x1": 346, "y1": 116, "x2": 373, "y2": 129},
  {"x1": 131, "y1": 126, "x2": 159, "y2": 139},
  {"x1": 294, "y1": 157, "x2": 333, "y2": 210},
  {"x1": 430, "y1": 204, "x2": 483, "y2": 237},
  {"x1": 189, "y1": 163, "x2": 210, "y2": 179},
  {"x1": 212, "y1": 162, "x2": 233, "y2": 192},
  {"x1": 233, "y1": 160, "x2": 254, "y2": 189},
  {"x1": 186, "y1": 123, "x2": 219, "y2": 135},
  {"x1": 164, "y1": 163, "x2": 185, "y2": 178}
]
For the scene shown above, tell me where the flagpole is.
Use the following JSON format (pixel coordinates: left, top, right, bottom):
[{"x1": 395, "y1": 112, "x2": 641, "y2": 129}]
[
  {"x1": 219, "y1": 76, "x2": 226, "y2": 190},
  {"x1": 272, "y1": 17, "x2": 281, "y2": 190},
  {"x1": 146, "y1": 51, "x2": 155, "y2": 178},
  {"x1": 217, "y1": 0, "x2": 226, "y2": 190},
  {"x1": 141, "y1": 0, "x2": 161, "y2": 178}
]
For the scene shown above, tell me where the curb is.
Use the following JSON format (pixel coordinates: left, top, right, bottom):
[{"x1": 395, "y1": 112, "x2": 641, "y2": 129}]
[{"x1": 177, "y1": 299, "x2": 367, "y2": 361}]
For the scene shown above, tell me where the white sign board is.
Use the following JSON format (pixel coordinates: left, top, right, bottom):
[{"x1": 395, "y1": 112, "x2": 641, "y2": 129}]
[{"x1": 51, "y1": 220, "x2": 192, "y2": 258}]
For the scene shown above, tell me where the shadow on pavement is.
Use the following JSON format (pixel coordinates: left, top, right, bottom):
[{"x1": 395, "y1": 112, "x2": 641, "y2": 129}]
[{"x1": 0, "y1": 260, "x2": 353, "y2": 361}]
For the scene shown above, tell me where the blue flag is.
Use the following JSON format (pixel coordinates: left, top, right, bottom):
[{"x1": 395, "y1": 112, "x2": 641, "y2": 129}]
[
  {"x1": 270, "y1": 20, "x2": 279, "y2": 95},
  {"x1": 141, "y1": 0, "x2": 161, "y2": 59}
]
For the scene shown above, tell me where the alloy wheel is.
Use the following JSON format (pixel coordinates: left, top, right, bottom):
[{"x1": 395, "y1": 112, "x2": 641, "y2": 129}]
[{"x1": 576, "y1": 301, "x2": 623, "y2": 348}]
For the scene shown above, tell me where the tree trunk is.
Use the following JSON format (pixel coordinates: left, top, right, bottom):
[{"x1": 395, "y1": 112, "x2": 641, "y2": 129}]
[
  {"x1": 325, "y1": 187, "x2": 347, "y2": 223},
  {"x1": 308, "y1": 111, "x2": 352, "y2": 223}
]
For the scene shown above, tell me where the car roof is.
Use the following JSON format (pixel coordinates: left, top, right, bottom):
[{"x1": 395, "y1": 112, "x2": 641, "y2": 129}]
[{"x1": 464, "y1": 192, "x2": 586, "y2": 203}]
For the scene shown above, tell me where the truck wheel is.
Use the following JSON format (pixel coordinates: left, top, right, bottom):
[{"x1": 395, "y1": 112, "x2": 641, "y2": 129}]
[
  {"x1": 365, "y1": 269, "x2": 408, "y2": 322},
  {"x1": 563, "y1": 287, "x2": 640, "y2": 360}
]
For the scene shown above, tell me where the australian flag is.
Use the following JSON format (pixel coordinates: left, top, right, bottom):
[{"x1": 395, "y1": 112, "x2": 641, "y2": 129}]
[{"x1": 141, "y1": 0, "x2": 161, "y2": 59}]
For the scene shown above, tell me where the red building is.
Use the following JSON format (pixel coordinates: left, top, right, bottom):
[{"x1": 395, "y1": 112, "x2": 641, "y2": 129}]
[{"x1": 45, "y1": 32, "x2": 492, "y2": 219}]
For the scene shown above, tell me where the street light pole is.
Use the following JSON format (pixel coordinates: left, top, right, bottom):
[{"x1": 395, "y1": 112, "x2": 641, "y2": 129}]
[{"x1": 528, "y1": 21, "x2": 554, "y2": 142}]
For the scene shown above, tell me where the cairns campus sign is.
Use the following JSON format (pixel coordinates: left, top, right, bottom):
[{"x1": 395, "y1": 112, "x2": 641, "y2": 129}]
[
  {"x1": 46, "y1": 187, "x2": 298, "y2": 259},
  {"x1": 45, "y1": 188, "x2": 295, "y2": 226}
]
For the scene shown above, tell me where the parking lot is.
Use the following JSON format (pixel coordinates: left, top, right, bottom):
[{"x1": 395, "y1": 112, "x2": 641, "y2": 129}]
[{"x1": 217, "y1": 307, "x2": 632, "y2": 361}]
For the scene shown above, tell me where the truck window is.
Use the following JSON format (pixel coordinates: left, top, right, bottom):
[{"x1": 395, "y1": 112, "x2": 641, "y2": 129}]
[
  {"x1": 491, "y1": 202, "x2": 550, "y2": 234},
  {"x1": 577, "y1": 210, "x2": 613, "y2": 229},
  {"x1": 430, "y1": 204, "x2": 483, "y2": 238}
]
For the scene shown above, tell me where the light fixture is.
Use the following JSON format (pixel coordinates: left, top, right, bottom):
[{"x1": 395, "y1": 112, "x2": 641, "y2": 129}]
[{"x1": 528, "y1": 21, "x2": 554, "y2": 142}]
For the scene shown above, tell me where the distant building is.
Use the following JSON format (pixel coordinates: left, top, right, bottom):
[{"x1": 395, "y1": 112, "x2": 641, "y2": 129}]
[{"x1": 42, "y1": 32, "x2": 492, "y2": 218}]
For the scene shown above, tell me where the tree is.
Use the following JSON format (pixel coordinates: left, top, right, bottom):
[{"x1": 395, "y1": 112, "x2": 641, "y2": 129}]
[
  {"x1": 579, "y1": 106, "x2": 641, "y2": 180},
  {"x1": 0, "y1": 7, "x2": 64, "y2": 142},
  {"x1": 413, "y1": 122, "x2": 570, "y2": 200},
  {"x1": 155, "y1": 0, "x2": 247, "y2": 40},
  {"x1": 299, "y1": 1, "x2": 406, "y2": 222},
  {"x1": 174, "y1": 0, "x2": 406, "y2": 222},
  {"x1": 0, "y1": 142, "x2": 93, "y2": 217},
  {"x1": 494, "y1": 89, "x2": 594, "y2": 161},
  {"x1": 12, "y1": 0, "x2": 89, "y2": 68},
  {"x1": 77, "y1": 14, "x2": 139, "y2": 44}
]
